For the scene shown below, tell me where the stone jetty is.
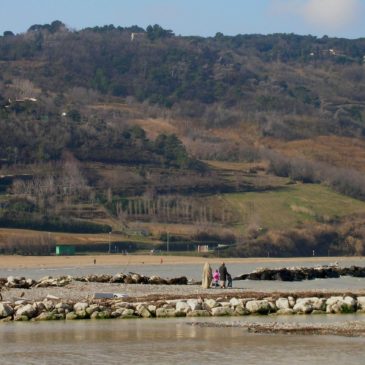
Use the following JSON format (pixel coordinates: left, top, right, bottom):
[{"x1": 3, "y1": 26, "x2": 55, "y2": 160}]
[
  {"x1": 1, "y1": 273, "x2": 188, "y2": 289},
  {"x1": 234, "y1": 265, "x2": 365, "y2": 281},
  {"x1": 1, "y1": 294, "x2": 365, "y2": 322}
]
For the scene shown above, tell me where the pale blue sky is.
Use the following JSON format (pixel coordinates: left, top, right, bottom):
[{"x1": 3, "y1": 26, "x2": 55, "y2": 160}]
[{"x1": 1, "y1": 0, "x2": 364, "y2": 38}]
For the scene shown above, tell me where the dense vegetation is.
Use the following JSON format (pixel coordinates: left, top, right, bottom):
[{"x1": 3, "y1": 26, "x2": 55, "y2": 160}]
[{"x1": 1, "y1": 21, "x2": 365, "y2": 256}]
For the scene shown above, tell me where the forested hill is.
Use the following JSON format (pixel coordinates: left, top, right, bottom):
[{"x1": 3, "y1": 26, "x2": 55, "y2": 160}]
[
  {"x1": 3, "y1": 22, "x2": 365, "y2": 256},
  {"x1": 1, "y1": 22, "x2": 365, "y2": 140}
]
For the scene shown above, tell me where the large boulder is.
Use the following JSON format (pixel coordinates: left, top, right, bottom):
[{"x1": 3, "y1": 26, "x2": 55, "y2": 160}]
[
  {"x1": 245, "y1": 300, "x2": 271, "y2": 314},
  {"x1": 156, "y1": 308, "x2": 177, "y2": 318},
  {"x1": 15, "y1": 304, "x2": 36, "y2": 319},
  {"x1": 74, "y1": 302, "x2": 89, "y2": 312},
  {"x1": 187, "y1": 299, "x2": 202, "y2": 311},
  {"x1": 326, "y1": 296, "x2": 356, "y2": 313},
  {"x1": 293, "y1": 297, "x2": 326, "y2": 314},
  {"x1": 357, "y1": 297, "x2": 365, "y2": 312},
  {"x1": 204, "y1": 299, "x2": 219, "y2": 309},
  {"x1": 229, "y1": 298, "x2": 242, "y2": 308},
  {"x1": 136, "y1": 304, "x2": 152, "y2": 318},
  {"x1": 187, "y1": 310, "x2": 210, "y2": 317},
  {"x1": 276, "y1": 298, "x2": 290, "y2": 310},
  {"x1": 276, "y1": 308, "x2": 294, "y2": 315},
  {"x1": 0, "y1": 303, "x2": 14, "y2": 318},
  {"x1": 175, "y1": 301, "x2": 190, "y2": 314},
  {"x1": 110, "y1": 273, "x2": 126, "y2": 283},
  {"x1": 211, "y1": 307, "x2": 234, "y2": 316},
  {"x1": 234, "y1": 305, "x2": 250, "y2": 316}
]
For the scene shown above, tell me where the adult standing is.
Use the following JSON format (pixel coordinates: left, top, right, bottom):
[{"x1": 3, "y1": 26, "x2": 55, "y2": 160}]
[
  {"x1": 201, "y1": 262, "x2": 213, "y2": 289},
  {"x1": 219, "y1": 262, "x2": 228, "y2": 288}
]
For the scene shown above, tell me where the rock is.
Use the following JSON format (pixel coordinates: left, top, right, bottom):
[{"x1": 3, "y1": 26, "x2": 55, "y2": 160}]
[
  {"x1": 0, "y1": 303, "x2": 14, "y2": 318},
  {"x1": 111, "y1": 311, "x2": 122, "y2": 318},
  {"x1": 156, "y1": 308, "x2": 176, "y2": 318},
  {"x1": 148, "y1": 305, "x2": 157, "y2": 315},
  {"x1": 16, "y1": 304, "x2": 36, "y2": 318},
  {"x1": 35, "y1": 312, "x2": 56, "y2": 321},
  {"x1": 167, "y1": 277, "x2": 188, "y2": 285},
  {"x1": 66, "y1": 312, "x2": 78, "y2": 320},
  {"x1": 294, "y1": 297, "x2": 326, "y2": 314},
  {"x1": 110, "y1": 273, "x2": 126, "y2": 283},
  {"x1": 55, "y1": 302, "x2": 72, "y2": 311},
  {"x1": 137, "y1": 304, "x2": 152, "y2": 318},
  {"x1": 1, "y1": 316, "x2": 13, "y2": 322},
  {"x1": 293, "y1": 298, "x2": 313, "y2": 314},
  {"x1": 75, "y1": 310, "x2": 88, "y2": 319},
  {"x1": 187, "y1": 299, "x2": 202, "y2": 311},
  {"x1": 43, "y1": 300, "x2": 55, "y2": 311},
  {"x1": 276, "y1": 298, "x2": 290, "y2": 310},
  {"x1": 211, "y1": 307, "x2": 234, "y2": 316},
  {"x1": 14, "y1": 315, "x2": 29, "y2": 321},
  {"x1": 86, "y1": 304, "x2": 100, "y2": 316},
  {"x1": 187, "y1": 310, "x2": 210, "y2": 317},
  {"x1": 14, "y1": 300, "x2": 27, "y2": 306},
  {"x1": 357, "y1": 296, "x2": 365, "y2": 312},
  {"x1": 235, "y1": 305, "x2": 250, "y2": 316},
  {"x1": 148, "y1": 276, "x2": 167, "y2": 285},
  {"x1": 175, "y1": 301, "x2": 190, "y2": 314},
  {"x1": 276, "y1": 308, "x2": 294, "y2": 315},
  {"x1": 121, "y1": 309, "x2": 136, "y2": 318},
  {"x1": 326, "y1": 296, "x2": 356, "y2": 313},
  {"x1": 35, "y1": 276, "x2": 72, "y2": 288},
  {"x1": 91, "y1": 310, "x2": 110, "y2": 319},
  {"x1": 246, "y1": 300, "x2": 271, "y2": 315},
  {"x1": 74, "y1": 302, "x2": 89, "y2": 312},
  {"x1": 204, "y1": 299, "x2": 219, "y2": 309},
  {"x1": 229, "y1": 298, "x2": 242, "y2": 307},
  {"x1": 288, "y1": 296, "x2": 296, "y2": 308}
]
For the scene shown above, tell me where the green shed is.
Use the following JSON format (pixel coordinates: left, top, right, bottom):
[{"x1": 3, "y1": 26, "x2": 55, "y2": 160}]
[{"x1": 56, "y1": 245, "x2": 76, "y2": 256}]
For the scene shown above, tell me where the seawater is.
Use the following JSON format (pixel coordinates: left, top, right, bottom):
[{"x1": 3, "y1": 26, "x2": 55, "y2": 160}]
[
  {"x1": 2, "y1": 257, "x2": 365, "y2": 291},
  {"x1": 1, "y1": 316, "x2": 365, "y2": 365}
]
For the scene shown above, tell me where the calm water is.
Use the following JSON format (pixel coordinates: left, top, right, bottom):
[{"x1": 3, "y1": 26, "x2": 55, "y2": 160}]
[
  {"x1": 1, "y1": 316, "x2": 365, "y2": 365},
  {"x1": 2, "y1": 258, "x2": 365, "y2": 364},
  {"x1": 2, "y1": 257, "x2": 365, "y2": 291}
]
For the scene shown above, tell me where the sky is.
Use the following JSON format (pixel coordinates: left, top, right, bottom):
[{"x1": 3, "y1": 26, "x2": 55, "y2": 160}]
[{"x1": 0, "y1": 0, "x2": 365, "y2": 39}]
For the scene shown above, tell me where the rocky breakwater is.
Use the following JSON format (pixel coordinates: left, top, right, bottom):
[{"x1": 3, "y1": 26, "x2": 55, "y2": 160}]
[
  {"x1": 234, "y1": 265, "x2": 365, "y2": 282},
  {"x1": 0, "y1": 273, "x2": 188, "y2": 290},
  {"x1": 1, "y1": 294, "x2": 365, "y2": 322}
]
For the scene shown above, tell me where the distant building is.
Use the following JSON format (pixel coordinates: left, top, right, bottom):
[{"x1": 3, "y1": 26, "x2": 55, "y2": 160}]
[
  {"x1": 56, "y1": 245, "x2": 75, "y2": 256},
  {"x1": 131, "y1": 32, "x2": 145, "y2": 42},
  {"x1": 197, "y1": 245, "x2": 209, "y2": 253}
]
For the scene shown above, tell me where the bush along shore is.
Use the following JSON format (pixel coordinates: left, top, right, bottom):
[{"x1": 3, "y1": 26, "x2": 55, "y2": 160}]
[{"x1": 2, "y1": 294, "x2": 365, "y2": 322}]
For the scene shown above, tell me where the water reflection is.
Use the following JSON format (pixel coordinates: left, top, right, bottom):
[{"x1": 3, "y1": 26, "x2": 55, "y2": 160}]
[{"x1": 1, "y1": 318, "x2": 365, "y2": 365}]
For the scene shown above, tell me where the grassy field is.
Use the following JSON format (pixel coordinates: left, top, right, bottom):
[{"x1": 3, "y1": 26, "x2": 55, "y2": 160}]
[{"x1": 223, "y1": 183, "x2": 365, "y2": 232}]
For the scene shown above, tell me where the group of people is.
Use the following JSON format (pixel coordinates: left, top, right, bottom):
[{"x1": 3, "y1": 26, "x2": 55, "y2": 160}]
[{"x1": 202, "y1": 262, "x2": 232, "y2": 289}]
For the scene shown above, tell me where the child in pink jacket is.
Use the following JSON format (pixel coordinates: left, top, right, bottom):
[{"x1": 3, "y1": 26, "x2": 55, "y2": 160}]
[{"x1": 212, "y1": 269, "x2": 220, "y2": 288}]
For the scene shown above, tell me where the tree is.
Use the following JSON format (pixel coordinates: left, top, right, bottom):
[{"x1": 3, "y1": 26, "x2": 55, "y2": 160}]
[{"x1": 146, "y1": 24, "x2": 174, "y2": 41}]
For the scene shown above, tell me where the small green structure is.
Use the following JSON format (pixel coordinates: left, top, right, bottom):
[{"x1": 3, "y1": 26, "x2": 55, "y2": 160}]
[{"x1": 56, "y1": 245, "x2": 76, "y2": 256}]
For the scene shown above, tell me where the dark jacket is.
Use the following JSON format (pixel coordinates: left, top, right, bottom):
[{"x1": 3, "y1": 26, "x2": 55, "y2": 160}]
[{"x1": 219, "y1": 264, "x2": 228, "y2": 281}]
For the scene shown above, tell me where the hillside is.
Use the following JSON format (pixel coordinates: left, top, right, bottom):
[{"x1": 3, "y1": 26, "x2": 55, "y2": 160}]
[{"x1": 1, "y1": 22, "x2": 365, "y2": 256}]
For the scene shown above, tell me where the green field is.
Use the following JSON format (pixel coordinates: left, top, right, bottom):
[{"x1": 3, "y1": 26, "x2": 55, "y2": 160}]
[{"x1": 223, "y1": 183, "x2": 365, "y2": 232}]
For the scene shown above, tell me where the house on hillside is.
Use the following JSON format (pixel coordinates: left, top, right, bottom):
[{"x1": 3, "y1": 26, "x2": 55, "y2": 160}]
[{"x1": 131, "y1": 32, "x2": 145, "y2": 42}]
